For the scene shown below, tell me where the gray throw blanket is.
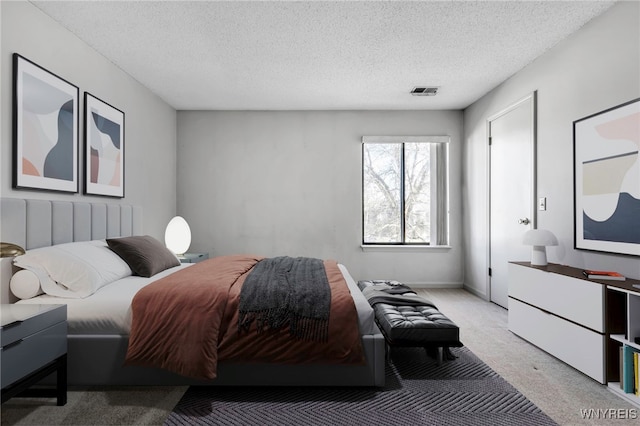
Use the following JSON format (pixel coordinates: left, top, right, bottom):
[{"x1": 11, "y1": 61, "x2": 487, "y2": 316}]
[
  {"x1": 362, "y1": 283, "x2": 436, "y2": 307},
  {"x1": 238, "y1": 256, "x2": 331, "y2": 342}
]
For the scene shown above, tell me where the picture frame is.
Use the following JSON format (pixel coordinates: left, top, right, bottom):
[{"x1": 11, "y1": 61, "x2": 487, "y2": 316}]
[
  {"x1": 13, "y1": 53, "x2": 79, "y2": 193},
  {"x1": 573, "y1": 98, "x2": 640, "y2": 256},
  {"x1": 84, "y1": 92, "x2": 125, "y2": 198}
]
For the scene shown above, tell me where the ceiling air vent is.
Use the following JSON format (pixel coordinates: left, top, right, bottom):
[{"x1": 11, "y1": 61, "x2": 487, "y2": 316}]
[{"x1": 411, "y1": 86, "x2": 439, "y2": 96}]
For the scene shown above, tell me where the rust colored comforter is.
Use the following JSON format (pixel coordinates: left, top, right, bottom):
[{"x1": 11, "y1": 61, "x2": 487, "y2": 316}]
[{"x1": 125, "y1": 255, "x2": 364, "y2": 380}]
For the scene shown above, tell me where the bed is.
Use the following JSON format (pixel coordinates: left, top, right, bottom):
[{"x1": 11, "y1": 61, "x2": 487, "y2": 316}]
[{"x1": 0, "y1": 198, "x2": 385, "y2": 387}]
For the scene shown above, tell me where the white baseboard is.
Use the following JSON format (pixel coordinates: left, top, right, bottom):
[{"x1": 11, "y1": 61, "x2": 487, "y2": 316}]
[
  {"x1": 462, "y1": 283, "x2": 488, "y2": 300},
  {"x1": 406, "y1": 282, "x2": 464, "y2": 289}
]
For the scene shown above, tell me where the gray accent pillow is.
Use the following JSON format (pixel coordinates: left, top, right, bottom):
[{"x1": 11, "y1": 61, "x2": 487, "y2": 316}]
[{"x1": 107, "y1": 235, "x2": 180, "y2": 278}]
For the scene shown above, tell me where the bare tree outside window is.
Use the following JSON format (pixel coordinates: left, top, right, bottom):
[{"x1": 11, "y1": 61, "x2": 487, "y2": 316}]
[
  {"x1": 404, "y1": 143, "x2": 431, "y2": 243},
  {"x1": 363, "y1": 143, "x2": 401, "y2": 242},
  {"x1": 363, "y1": 138, "x2": 448, "y2": 245}
]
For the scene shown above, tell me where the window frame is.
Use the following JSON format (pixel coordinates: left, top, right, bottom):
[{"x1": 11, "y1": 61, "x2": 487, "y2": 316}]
[{"x1": 361, "y1": 135, "x2": 450, "y2": 247}]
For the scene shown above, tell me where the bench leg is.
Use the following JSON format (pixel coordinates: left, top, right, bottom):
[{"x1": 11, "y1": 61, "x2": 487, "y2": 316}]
[
  {"x1": 424, "y1": 346, "x2": 443, "y2": 365},
  {"x1": 436, "y1": 347, "x2": 443, "y2": 365}
]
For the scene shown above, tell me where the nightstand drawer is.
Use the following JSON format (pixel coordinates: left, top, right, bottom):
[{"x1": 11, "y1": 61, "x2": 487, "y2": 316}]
[
  {"x1": 2, "y1": 305, "x2": 67, "y2": 347},
  {"x1": 1, "y1": 321, "x2": 67, "y2": 388}
]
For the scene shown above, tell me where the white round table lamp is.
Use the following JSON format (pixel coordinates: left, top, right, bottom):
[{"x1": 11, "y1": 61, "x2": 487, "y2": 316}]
[
  {"x1": 523, "y1": 229, "x2": 558, "y2": 266},
  {"x1": 165, "y1": 216, "x2": 191, "y2": 255}
]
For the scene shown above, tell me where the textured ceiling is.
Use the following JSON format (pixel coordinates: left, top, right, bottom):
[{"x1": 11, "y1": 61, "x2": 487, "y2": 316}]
[{"x1": 32, "y1": 1, "x2": 615, "y2": 110}]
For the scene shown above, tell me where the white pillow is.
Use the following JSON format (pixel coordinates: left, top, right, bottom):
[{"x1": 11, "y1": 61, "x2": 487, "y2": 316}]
[
  {"x1": 10, "y1": 269, "x2": 44, "y2": 300},
  {"x1": 13, "y1": 240, "x2": 132, "y2": 298}
]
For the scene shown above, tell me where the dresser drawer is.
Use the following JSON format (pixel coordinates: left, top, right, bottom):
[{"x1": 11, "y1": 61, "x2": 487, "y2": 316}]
[
  {"x1": 508, "y1": 263, "x2": 604, "y2": 332},
  {"x1": 1, "y1": 321, "x2": 67, "y2": 388},
  {"x1": 509, "y1": 297, "x2": 605, "y2": 383},
  {"x1": 1, "y1": 305, "x2": 67, "y2": 347}
]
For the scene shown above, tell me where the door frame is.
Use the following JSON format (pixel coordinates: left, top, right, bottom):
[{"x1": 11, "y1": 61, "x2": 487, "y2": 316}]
[{"x1": 486, "y1": 91, "x2": 538, "y2": 303}]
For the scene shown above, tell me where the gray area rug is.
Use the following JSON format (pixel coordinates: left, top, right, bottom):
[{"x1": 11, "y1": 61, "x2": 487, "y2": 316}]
[{"x1": 165, "y1": 346, "x2": 557, "y2": 425}]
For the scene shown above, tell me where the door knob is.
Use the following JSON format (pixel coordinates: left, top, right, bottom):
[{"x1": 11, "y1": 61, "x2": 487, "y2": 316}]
[{"x1": 518, "y1": 218, "x2": 531, "y2": 225}]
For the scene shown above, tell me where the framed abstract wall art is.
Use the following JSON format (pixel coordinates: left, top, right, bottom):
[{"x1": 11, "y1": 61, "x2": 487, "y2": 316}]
[
  {"x1": 13, "y1": 53, "x2": 79, "y2": 193},
  {"x1": 84, "y1": 92, "x2": 125, "y2": 198},
  {"x1": 574, "y1": 98, "x2": 640, "y2": 256}
]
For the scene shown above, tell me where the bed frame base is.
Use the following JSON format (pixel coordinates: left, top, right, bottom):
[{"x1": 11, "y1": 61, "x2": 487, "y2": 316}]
[{"x1": 52, "y1": 333, "x2": 386, "y2": 387}]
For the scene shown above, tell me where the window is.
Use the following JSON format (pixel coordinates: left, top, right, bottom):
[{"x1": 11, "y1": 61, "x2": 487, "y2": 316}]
[{"x1": 362, "y1": 136, "x2": 449, "y2": 245}]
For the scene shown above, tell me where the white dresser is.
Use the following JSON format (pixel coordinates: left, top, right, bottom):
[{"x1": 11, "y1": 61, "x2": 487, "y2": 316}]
[
  {"x1": 508, "y1": 262, "x2": 607, "y2": 383},
  {"x1": 508, "y1": 261, "x2": 640, "y2": 408}
]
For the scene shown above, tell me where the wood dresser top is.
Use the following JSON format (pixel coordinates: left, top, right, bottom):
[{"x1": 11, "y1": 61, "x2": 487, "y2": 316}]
[{"x1": 510, "y1": 261, "x2": 640, "y2": 293}]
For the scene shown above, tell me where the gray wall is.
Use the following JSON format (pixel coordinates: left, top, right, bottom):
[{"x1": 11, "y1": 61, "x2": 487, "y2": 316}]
[
  {"x1": 463, "y1": 1, "x2": 640, "y2": 298},
  {"x1": 177, "y1": 110, "x2": 464, "y2": 285},
  {"x1": 6, "y1": 1, "x2": 635, "y2": 294},
  {"x1": 0, "y1": 1, "x2": 177, "y2": 240}
]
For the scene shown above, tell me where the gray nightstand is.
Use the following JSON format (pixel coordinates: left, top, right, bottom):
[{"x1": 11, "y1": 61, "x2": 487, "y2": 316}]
[
  {"x1": 1, "y1": 304, "x2": 67, "y2": 406},
  {"x1": 177, "y1": 252, "x2": 209, "y2": 264}
]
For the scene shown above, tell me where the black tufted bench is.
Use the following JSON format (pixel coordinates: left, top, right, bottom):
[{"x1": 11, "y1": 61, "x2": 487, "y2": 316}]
[{"x1": 358, "y1": 280, "x2": 462, "y2": 364}]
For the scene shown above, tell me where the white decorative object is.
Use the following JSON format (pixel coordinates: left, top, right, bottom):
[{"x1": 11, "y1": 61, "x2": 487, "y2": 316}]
[
  {"x1": 165, "y1": 216, "x2": 191, "y2": 255},
  {"x1": 10, "y1": 269, "x2": 43, "y2": 300},
  {"x1": 522, "y1": 229, "x2": 558, "y2": 266}
]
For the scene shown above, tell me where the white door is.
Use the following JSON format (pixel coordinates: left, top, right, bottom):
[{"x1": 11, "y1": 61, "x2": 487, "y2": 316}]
[{"x1": 489, "y1": 93, "x2": 536, "y2": 308}]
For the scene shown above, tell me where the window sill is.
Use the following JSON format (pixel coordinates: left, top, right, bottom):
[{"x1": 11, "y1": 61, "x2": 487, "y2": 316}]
[{"x1": 360, "y1": 245, "x2": 452, "y2": 253}]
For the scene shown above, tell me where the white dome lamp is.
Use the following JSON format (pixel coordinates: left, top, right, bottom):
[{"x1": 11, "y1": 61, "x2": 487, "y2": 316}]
[
  {"x1": 523, "y1": 229, "x2": 558, "y2": 266},
  {"x1": 165, "y1": 216, "x2": 191, "y2": 255}
]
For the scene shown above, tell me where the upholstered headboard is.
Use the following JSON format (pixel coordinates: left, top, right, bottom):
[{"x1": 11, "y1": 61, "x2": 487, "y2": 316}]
[{"x1": 0, "y1": 197, "x2": 143, "y2": 303}]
